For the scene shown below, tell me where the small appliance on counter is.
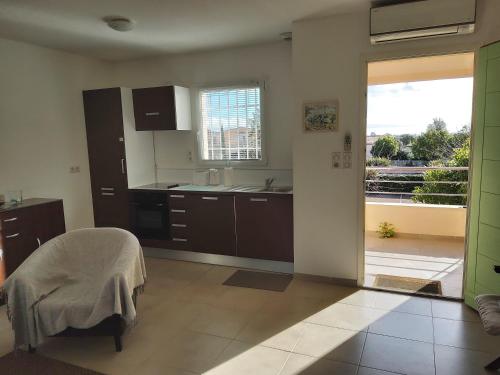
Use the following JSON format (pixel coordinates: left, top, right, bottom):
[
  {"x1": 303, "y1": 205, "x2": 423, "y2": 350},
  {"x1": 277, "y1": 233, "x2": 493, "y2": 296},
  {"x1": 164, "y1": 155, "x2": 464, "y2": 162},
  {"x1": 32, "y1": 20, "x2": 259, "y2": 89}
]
[{"x1": 208, "y1": 169, "x2": 221, "y2": 185}]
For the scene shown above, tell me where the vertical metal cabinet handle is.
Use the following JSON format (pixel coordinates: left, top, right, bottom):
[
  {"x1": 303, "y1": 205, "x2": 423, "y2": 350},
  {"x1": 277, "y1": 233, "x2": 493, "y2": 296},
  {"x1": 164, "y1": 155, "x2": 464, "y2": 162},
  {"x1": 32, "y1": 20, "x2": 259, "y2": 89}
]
[
  {"x1": 202, "y1": 196, "x2": 219, "y2": 201},
  {"x1": 5, "y1": 233, "x2": 20, "y2": 239},
  {"x1": 145, "y1": 112, "x2": 160, "y2": 116},
  {"x1": 36, "y1": 237, "x2": 41, "y2": 247},
  {"x1": 121, "y1": 158, "x2": 126, "y2": 174},
  {"x1": 250, "y1": 198, "x2": 268, "y2": 202},
  {"x1": 3, "y1": 217, "x2": 18, "y2": 222}
]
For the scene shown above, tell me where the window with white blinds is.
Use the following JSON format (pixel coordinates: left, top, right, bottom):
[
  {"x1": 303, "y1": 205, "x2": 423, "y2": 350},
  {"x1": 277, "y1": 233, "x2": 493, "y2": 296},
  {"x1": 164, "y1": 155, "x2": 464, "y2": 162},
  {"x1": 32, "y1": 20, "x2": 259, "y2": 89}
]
[{"x1": 199, "y1": 86, "x2": 262, "y2": 161}]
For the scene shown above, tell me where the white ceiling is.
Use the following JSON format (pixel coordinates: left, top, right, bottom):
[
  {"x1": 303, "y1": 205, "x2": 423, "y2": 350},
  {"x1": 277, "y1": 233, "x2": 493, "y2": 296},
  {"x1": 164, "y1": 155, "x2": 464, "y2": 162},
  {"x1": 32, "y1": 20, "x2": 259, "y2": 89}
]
[{"x1": 0, "y1": 0, "x2": 371, "y2": 61}]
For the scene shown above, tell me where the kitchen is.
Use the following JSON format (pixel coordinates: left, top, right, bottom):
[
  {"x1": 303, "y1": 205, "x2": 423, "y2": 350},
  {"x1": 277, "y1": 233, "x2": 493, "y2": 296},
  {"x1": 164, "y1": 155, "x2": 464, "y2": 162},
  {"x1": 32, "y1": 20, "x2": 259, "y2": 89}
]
[{"x1": 83, "y1": 45, "x2": 294, "y2": 272}]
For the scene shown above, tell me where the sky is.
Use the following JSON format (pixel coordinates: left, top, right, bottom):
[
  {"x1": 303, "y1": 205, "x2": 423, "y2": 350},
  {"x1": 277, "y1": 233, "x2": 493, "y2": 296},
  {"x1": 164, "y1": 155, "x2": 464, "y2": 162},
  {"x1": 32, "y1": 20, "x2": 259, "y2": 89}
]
[{"x1": 367, "y1": 77, "x2": 474, "y2": 135}]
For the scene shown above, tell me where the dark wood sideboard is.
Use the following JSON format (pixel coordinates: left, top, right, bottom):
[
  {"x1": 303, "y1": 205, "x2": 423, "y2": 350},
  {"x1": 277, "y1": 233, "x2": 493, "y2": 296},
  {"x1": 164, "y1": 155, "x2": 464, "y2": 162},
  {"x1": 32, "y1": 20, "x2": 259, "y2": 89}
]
[{"x1": 0, "y1": 199, "x2": 65, "y2": 285}]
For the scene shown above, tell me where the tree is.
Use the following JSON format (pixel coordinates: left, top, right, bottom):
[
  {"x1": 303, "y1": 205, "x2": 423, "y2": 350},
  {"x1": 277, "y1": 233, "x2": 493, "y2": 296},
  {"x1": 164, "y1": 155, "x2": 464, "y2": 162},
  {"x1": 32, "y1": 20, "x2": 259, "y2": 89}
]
[
  {"x1": 450, "y1": 125, "x2": 471, "y2": 149},
  {"x1": 399, "y1": 134, "x2": 415, "y2": 146},
  {"x1": 371, "y1": 135, "x2": 399, "y2": 159},
  {"x1": 411, "y1": 119, "x2": 452, "y2": 161},
  {"x1": 412, "y1": 138, "x2": 470, "y2": 205}
]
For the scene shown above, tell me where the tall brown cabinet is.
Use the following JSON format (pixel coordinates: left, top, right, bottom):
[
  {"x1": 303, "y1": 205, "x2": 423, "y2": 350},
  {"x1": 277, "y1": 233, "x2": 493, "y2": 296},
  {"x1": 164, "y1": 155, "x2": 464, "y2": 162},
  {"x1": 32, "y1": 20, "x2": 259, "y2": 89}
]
[{"x1": 83, "y1": 87, "x2": 156, "y2": 229}]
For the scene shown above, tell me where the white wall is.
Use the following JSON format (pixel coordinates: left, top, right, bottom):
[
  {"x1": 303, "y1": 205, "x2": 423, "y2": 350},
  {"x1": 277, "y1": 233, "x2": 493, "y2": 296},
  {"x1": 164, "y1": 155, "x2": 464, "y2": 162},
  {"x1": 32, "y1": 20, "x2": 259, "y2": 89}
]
[
  {"x1": 0, "y1": 38, "x2": 113, "y2": 230},
  {"x1": 292, "y1": 0, "x2": 500, "y2": 280},
  {"x1": 112, "y1": 42, "x2": 294, "y2": 186},
  {"x1": 365, "y1": 203, "x2": 466, "y2": 238}
]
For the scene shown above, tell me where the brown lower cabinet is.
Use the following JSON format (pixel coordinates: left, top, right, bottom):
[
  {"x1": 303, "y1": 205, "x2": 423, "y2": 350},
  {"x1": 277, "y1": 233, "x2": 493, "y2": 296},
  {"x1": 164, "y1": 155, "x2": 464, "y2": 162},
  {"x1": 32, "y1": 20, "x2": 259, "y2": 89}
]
[
  {"x1": 0, "y1": 199, "x2": 66, "y2": 284},
  {"x1": 141, "y1": 191, "x2": 293, "y2": 262},
  {"x1": 190, "y1": 194, "x2": 236, "y2": 256},
  {"x1": 235, "y1": 194, "x2": 294, "y2": 262}
]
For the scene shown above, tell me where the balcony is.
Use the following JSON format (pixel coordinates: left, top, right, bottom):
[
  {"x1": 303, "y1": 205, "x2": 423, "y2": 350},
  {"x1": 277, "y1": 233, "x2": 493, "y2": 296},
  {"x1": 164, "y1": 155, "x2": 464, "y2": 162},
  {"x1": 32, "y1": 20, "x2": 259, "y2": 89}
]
[{"x1": 364, "y1": 166, "x2": 467, "y2": 298}]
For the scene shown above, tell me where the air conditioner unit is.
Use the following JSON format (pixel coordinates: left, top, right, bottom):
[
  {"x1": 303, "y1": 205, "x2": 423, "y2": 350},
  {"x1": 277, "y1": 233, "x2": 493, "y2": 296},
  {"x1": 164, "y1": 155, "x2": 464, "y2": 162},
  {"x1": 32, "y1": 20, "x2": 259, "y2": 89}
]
[{"x1": 370, "y1": 0, "x2": 476, "y2": 45}]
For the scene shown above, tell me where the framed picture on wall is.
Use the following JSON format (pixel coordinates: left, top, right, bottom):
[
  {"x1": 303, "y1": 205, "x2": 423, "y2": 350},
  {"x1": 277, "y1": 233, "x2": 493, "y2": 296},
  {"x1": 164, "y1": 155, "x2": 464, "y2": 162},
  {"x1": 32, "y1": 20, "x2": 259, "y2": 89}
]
[{"x1": 303, "y1": 100, "x2": 339, "y2": 132}]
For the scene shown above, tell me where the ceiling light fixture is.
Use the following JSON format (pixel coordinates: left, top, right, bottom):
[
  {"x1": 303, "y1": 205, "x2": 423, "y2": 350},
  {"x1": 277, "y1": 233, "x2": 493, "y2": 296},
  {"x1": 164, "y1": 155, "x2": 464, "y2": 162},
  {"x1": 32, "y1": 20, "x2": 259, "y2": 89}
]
[{"x1": 104, "y1": 16, "x2": 135, "y2": 32}]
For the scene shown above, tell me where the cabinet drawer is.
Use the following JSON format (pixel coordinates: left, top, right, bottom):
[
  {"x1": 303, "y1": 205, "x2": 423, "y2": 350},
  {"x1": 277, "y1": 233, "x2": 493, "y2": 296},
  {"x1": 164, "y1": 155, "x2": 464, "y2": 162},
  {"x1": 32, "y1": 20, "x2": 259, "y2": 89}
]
[
  {"x1": 170, "y1": 225, "x2": 190, "y2": 239},
  {"x1": 169, "y1": 208, "x2": 189, "y2": 223},
  {"x1": 168, "y1": 193, "x2": 190, "y2": 209},
  {"x1": 0, "y1": 210, "x2": 27, "y2": 234}
]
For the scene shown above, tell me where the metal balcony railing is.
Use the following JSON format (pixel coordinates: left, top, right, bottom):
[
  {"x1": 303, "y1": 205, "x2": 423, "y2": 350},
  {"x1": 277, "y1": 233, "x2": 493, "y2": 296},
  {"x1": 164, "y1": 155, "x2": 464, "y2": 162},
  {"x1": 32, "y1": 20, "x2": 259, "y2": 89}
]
[{"x1": 365, "y1": 166, "x2": 469, "y2": 204}]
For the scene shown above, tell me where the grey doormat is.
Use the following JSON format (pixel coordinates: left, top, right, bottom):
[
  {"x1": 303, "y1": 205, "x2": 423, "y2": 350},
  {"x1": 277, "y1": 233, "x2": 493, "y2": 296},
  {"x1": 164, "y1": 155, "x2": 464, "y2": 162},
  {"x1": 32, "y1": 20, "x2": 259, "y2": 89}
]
[
  {"x1": 223, "y1": 270, "x2": 293, "y2": 292},
  {"x1": 0, "y1": 350, "x2": 104, "y2": 375},
  {"x1": 374, "y1": 274, "x2": 443, "y2": 295}
]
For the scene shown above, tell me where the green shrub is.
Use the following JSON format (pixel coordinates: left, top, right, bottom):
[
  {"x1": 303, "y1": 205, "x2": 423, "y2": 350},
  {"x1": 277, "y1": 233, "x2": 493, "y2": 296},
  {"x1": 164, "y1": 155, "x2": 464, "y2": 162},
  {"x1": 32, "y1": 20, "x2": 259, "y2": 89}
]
[
  {"x1": 366, "y1": 157, "x2": 391, "y2": 167},
  {"x1": 412, "y1": 139, "x2": 469, "y2": 206},
  {"x1": 377, "y1": 222, "x2": 396, "y2": 238},
  {"x1": 371, "y1": 135, "x2": 399, "y2": 159}
]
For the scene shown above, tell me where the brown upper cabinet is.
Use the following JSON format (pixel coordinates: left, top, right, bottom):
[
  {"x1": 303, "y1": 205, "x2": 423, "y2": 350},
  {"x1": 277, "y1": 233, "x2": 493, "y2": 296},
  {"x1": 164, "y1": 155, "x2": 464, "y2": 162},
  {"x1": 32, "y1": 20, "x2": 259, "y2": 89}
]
[{"x1": 132, "y1": 86, "x2": 192, "y2": 131}]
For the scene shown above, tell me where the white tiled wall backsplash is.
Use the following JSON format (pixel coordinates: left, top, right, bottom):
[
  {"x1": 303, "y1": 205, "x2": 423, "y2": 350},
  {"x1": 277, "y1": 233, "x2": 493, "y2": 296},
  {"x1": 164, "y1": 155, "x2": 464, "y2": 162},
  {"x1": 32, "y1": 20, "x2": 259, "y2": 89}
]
[{"x1": 156, "y1": 168, "x2": 293, "y2": 186}]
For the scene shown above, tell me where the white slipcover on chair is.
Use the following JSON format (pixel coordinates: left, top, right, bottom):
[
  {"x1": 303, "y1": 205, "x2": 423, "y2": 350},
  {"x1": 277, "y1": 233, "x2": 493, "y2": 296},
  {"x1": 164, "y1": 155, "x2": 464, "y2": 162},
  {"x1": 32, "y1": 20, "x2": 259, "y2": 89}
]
[{"x1": 2, "y1": 228, "x2": 146, "y2": 348}]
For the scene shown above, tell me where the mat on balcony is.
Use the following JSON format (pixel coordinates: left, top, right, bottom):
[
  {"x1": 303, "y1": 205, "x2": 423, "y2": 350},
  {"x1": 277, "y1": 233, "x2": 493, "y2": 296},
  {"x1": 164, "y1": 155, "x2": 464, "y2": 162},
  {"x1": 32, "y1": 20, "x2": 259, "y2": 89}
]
[
  {"x1": 0, "y1": 350, "x2": 104, "y2": 375},
  {"x1": 373, "y1": 274, "x2": 443, "y2": 295},
  {"x1": 223, "y1": 270, "x2": 293, "y2": 292}
]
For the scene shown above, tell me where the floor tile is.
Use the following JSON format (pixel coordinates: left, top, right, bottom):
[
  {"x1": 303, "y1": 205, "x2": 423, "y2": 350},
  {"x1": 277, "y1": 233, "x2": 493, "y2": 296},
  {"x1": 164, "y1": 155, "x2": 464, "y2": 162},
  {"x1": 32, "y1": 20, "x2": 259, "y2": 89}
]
[
  {"x1": 435, "y1": 345, "x2": 498, "y2": 375},
  {"x1": 434, "y1": 344, "x2": 498, "y2": 375},
  {"x1": 188, "y1": 303, "x2": 251, "y2": 339},
  {"x1": 293, "y1": 322, "x2": 366, "y2": 365},
  {"x1": 157, "y1": 330, "x2": 231, "y2": 373},
  {"x1": 433, "y1": 317, "x2": 500, "y2": 353},
  {"x1": 340, "y1": 289, "x2": 432, "y2": 316},
  {"x1": 368, "y1": 311, "x2": 434, "y2": 343},
  {"x1": 235, "y1": 313, "x2": 304, "y2": 351},
  {"x1": 431, "y1": 300, "x2": 479, "y2": 322},
  {"x1": 357, "y1": 367, "x2": 402, "y2": 375},
  {"x1": 285, "y1": 279, "x2": 355, "y2": 302},
  {"x1": 361, "y1": 333, "x2": 435, "y2": 375},
  {"x1": 305, "y1": 302, "x2": 387, "y2": 332},
  {"x1": 279, "y1": 353, "x2": 358, "y2": 375},
  {"x1": 206, "y1": 341, "x2": 289, "y2": 375}
]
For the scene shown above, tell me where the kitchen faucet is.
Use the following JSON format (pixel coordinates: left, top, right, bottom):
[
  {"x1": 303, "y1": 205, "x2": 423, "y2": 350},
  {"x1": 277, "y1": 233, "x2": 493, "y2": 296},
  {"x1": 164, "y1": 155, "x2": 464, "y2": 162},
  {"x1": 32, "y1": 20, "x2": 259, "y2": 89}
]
[{"x1": 265, "y1": 177, "x2": 275, "y2": 189}]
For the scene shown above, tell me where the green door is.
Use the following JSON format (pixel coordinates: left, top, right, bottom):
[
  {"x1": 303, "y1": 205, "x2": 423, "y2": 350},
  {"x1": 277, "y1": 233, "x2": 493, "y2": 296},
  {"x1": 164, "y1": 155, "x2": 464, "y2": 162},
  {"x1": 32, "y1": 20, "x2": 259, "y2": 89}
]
[{"x1": 465, "y1": 41, "x2": 500, "y2": 307}]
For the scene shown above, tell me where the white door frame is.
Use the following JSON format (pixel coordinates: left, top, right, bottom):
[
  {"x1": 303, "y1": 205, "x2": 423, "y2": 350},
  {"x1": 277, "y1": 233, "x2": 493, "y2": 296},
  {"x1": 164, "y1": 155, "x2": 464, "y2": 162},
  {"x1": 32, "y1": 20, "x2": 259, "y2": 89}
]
[{"x1": 356, "y1": 46, "x2": 478, "y2": 297}]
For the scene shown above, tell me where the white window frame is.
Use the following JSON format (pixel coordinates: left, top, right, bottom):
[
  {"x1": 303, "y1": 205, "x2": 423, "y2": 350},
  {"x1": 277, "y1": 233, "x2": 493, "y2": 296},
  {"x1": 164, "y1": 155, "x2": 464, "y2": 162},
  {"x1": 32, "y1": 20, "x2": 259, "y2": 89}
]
[{"x1": 194, "y1": 81, "x2": 267, "y2": 167}]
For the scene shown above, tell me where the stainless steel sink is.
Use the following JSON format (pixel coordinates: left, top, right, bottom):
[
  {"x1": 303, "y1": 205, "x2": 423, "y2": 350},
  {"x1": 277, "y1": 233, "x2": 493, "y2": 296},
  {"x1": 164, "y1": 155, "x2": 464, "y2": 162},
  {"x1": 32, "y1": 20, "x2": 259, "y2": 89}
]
[{"x1": 259, "y1": 186, "x2": 292, "y2": 193}]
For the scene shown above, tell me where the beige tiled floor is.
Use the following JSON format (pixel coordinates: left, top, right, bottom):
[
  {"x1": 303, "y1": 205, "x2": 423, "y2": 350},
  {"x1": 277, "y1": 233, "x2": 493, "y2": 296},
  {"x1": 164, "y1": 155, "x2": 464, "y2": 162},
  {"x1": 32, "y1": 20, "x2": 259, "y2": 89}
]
[
  {"x1": 0, "y1": 257, "x2": 498, "y2": 375},
  {"x1": 364, "y1": 232, "x2": 465, "y2": 298}
]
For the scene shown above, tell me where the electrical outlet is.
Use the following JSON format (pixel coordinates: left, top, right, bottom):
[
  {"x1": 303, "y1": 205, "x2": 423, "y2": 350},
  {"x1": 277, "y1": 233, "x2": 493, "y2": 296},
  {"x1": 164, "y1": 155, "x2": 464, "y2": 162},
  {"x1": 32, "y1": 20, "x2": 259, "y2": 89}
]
[
  {"x1": 332, "y1": 152, "x2": 341, "y2": 169},
  {"x1": 69, "y1": 166, "x2": 80, "y2": 173},
  {"x1": 343, "y1": 152, "x2": 352, "y2": 169},
  {"x1": 188, "y1": 151, "x2": 193, "y2": 162}
]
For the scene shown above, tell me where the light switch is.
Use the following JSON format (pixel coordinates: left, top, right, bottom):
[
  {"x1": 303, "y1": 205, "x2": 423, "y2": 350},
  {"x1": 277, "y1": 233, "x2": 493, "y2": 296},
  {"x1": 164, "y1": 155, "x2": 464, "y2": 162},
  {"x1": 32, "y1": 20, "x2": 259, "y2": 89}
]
[
  {"x1": 69, "y1": 166, "x2": 81, "y2": 173},
  {"x1": 343, "y1": 152, "x2": 352, "y2": 169},
  {"x1": 332, "y1": 152, "x2": 341, "y2": 169}
]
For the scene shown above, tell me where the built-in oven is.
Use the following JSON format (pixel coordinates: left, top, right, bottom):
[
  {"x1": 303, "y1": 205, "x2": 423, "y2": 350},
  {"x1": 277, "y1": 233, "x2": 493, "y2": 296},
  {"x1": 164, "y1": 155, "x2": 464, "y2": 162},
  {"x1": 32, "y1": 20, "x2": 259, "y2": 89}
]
[{"x1": 130, "y1": 191, "x2": 169, "y2": 240}]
